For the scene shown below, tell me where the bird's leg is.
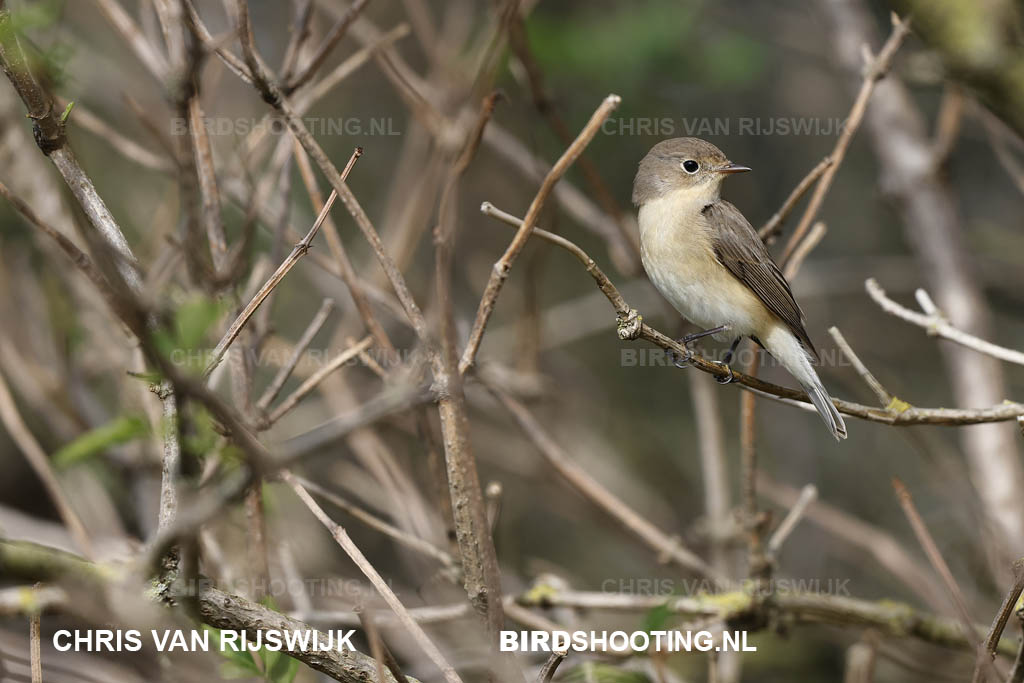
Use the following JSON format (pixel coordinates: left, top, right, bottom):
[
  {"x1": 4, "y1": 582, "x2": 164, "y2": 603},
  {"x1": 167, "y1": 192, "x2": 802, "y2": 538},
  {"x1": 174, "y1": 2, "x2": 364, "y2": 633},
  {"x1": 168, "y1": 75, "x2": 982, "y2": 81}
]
[
  {"x1": 711, "y1": 337, "x2": 742, "y2": 384},
  {"x1": 670, "y1": 325, "x2": 731, "y2": 369}
]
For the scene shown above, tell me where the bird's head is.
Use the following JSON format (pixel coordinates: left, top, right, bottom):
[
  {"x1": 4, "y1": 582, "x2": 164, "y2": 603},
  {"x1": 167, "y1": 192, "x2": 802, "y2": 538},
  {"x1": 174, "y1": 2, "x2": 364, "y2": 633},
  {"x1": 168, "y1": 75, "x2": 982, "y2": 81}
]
[{"x1": 632, "y1": 137, "x2": 750, "y2": 206}]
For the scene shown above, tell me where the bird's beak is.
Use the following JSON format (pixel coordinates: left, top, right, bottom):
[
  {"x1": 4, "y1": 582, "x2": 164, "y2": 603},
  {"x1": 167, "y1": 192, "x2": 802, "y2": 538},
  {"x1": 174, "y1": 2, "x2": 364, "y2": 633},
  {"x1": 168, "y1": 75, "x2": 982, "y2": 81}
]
[{"x1": 716, "y1": 162, "x2": 751, "y2": 174}]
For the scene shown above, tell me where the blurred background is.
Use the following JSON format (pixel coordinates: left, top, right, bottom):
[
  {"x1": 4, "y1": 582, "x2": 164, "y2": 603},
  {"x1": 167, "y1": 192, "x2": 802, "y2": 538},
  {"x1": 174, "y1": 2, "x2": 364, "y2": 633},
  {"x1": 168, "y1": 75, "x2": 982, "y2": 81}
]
[{"x1": 1, "y1": 0, "x2": 1023, "y2": 681}]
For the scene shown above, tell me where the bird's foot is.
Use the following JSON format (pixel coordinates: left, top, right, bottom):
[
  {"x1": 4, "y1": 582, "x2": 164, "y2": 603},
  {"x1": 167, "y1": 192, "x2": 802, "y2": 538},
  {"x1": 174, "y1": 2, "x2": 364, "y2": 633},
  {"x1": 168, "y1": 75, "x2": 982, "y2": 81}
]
[
  {"x1": 670, "y1": 325, "x2": 731, "y2": 370},
  {"x1": 711, "y1": 360, "x2": 735, "y2": 384},
  {"x1": 669, "y1": 342, "x2": 693, "y2": 369}
]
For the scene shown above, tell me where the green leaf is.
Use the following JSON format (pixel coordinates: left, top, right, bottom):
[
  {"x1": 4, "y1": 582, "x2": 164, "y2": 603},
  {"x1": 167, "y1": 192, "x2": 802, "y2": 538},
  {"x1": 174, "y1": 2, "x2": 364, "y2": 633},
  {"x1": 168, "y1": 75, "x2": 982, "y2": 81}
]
[
  {"x1": 641, "y1": 599, "x2": 675, "y2": 633},
  {"x1": 562, "y1": 662, "x2": 652, "y2": 683},
  {"x1": 52, "y1": 415, "x2": 149, "y2": 468},
  {"x1": 203, "y1": 625, "x2": 262, "y2": 678},
  {"x1": 263, "y1": 649, "x2": 300, "y2": 683},
  {"x1": 174, "y1": 294, "x2": 223, "y2": 352}
]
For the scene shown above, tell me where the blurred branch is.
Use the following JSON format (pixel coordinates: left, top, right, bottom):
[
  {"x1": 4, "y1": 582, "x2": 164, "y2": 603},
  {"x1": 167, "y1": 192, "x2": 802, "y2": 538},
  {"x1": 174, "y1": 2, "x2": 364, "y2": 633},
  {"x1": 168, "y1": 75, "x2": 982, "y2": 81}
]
[
  {"x1": 515, "y1": 588, "x2": 1014, "y2": 656},
  {"x1": 203, "y1": 147, "x2": 362, "y2": 378},
  {"x1": 766, "y1": 484, "x2": 817, "y2": 560},
  {"x1": 974, "y1": 559, "x2": 1024, "y2": 682},
  {"x1": 489, "y1": 385, "x2": 723, "y2": 581},
  {"x1": 459, "y1": 93, "x2": 621, "y2": 374},
  {"x1": 892, "y1": 479, "x2": 993, "y2": 679},
  {"x1": 507, "y1": 13, "x2": 641, "y2": 266},
  {"x1": 823, "y1": 0, "x2": 1024, "y2": 573},
  {"x1": 91, "y1": 0, "x2": 169, "y2": 81},
  {"x1": 0, "y1": 368, "x2": 93, "y2": 558},
  {"x1": 434, "y1": 93, "x2": 508, "y2": 635},
  {"x1": 893, "y1": 0, "x2": 1024, "y2": 138},
  {"x1": 284, "y1": 0, "x2": 373, "y2": 94},
  {"x1": 0, "y1": 5, "x2": 184, "y2": 543},
  {"x1": 758, "y1": 156, "x2": 832, "y2": 242},
  {"x1": 828, "y1": 326, "x2": 892, "y2": 406},
  {"x1": 281, "y1": 471, "x2": 464, "y2": 683},
  {"x1": 262, "y1": 336, "x2": 372, "y2": 427},
  {"x1": 255, "y1": 297, "x2": 334, "y2": 411},
  {"x1": 479, "y1": 202, "x2": 1024, "y2": 426},
  {"x1": 866, "y1": 279, "x2": 1024, "y2": 367},
  {"x1": 288, "y1": 473, "x2": 455, "y2": 569},
  {"x1": 292, "y1": 140, "x2": 396, "y2": 357},
  {"x1": 779, "y1": 13, "x2": 911, "y2": 265}
]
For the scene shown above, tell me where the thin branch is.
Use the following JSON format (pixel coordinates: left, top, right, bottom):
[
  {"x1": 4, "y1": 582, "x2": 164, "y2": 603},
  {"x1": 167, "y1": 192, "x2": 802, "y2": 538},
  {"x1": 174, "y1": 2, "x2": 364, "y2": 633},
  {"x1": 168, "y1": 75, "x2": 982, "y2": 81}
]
[
  {"x1": 892, "y1": 478, "x2": 994, "y2": 680},
  {"x1": 292, "y1": 139, "x2": 395, "y2": 357},
  {"x1": 203, "y1": 147, "x2": 362, "y2": 378},
  {"x1": 479, "y1": 202, "x2": 1024, "y2": 426},
  {"x1": 90, "y1": 0, "x2": 169, "y2": 80},
  {"x1": 187, "y1": 95, "x2": 229, "y2": 275},
  {"x1": 779, "y1": 15, "x2": 912, "y2": 265},
  {"x1": 256, "y1": 297, "x2": 335, "y2": 411},
  {"x1": 0, "y1": 370, "x2": 94, "y2": 560},
  {"x1": 289, "y1": 474, "x2": 454, "y2": 568},
  {"x1": 758, "y1": 156, "x2": 832, "y2": 241},
  {"x1": 489, "y1": 384, "x2": 723, "y2": 581},
  {"x1": 458, "y1": 94, "x2": 621, "y2": 374},
  {"x1": 974, "y1": 559, "x2": 1024, "y2": 682},
  {"x1": 781, "y1": 220, "x2": 826, "y2": 279},
  {"x1": 284, "y1": 0, "x2": 373, "y2": 94},
  {"x1": 828, "y1": 326, "x2": 892, "y2": 406},
  {"x1": 866, "y1": 279, "x2": 1024, "y2": 367},
  {"x1": 537, "y1": 651, "x2": 567, "y2": 683},
  {"x1": 514, "y1": 588, "x2": 1011, "y2": 656},
  {"x1": 30, "y1": 604, "x2": 41, "y2": 683},
  {"x1": 281, "y1": 471, "x2": 464, "y2": 683},
  {"x1": 433, "y1": 93, "x2": 508, "y2": 636},
  {"x1": 263, "y1": 336, "x2": 373, "y2": 426},
  {"x1": 766, "y1": 484, "x2": 817, "y2": 559}
]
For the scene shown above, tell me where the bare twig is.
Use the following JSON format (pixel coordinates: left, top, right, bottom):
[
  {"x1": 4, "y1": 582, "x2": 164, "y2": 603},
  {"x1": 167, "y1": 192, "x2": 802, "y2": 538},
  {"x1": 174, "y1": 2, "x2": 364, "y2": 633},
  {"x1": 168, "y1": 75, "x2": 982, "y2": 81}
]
[
  {"x1": 285, "y1": 0, "x2": 373, "y2": 94},
  {"x1": 866, "y1": 279, "x2": 1024, "y2": 367},
  {"x1": 91, "y1": 0, "x2": 168, "y2": 80},
  {"x1": 514, "y1": 587, "x2": 1009, "y2": 655},
  {"x1": 758, "y1": 156, "x2": 833, "y2": 241},
  {"x1": 292, "y1": 140, "x2": 395, "y2": 357},
  {"x1": 289, "y1": 474, "x2": 454, "y2": 568},
  {"x1": 892, "y1": 478, "x2": 994, "y2": 680},
  {"x1": 264, "y1": 336, "x2": 373, "y2": 426},
  {"x1": 0, "y1": 351, "x2": 93, "y2": 561},
  {"x1": 358, "y1": 608, "x2": 412, "y2": 683},
  {"x1": 459, "y1": 94, "x2": 621, "y2": 374},
  {"x1": 187, "y1": 96, "x2": 229, "y2": 275},
  {"x1": 256, "y1": 298, "x2": 335, "y2": 411},
  {"x1": 281, "y1": 471, "x2": 464, "y2": 683},
  {"x1": 766, "y1": 484, "x2": 817, "y2": 559},
  {"x1": 489, "y1": 384, "x2": 723, "y2": 580},
  {"x1": 203, "y1": 147, "x2": 362, "y2": 378},
  {"x1": 434, "y1": 92, "x2": 508, "y2": 637},
  {"x1": 974, "y1": 559, "x2": 1024, "y2": 682},
  {"x1": 537, "y1": 650, "x2": 568, "y2": 683},
  {"x1": 828, "y1": 326, "x2": 892, "y2": 406},
  {"x1": 779, "y1": 15, "x2": 912, "y2": 265},
  {"x1": 29, "y1": 596, "x2": 41, "y2": 683}
]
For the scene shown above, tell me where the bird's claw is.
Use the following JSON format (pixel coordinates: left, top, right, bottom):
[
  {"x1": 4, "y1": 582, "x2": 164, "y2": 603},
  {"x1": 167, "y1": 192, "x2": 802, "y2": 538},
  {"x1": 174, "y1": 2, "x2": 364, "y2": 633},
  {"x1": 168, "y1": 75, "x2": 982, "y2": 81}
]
[
  {"x1": 669, "y1": 339, "x2": 694, "y2": 369},
  {"x1": 711, "y1": 361, "x2": 735, "y2": 384}
]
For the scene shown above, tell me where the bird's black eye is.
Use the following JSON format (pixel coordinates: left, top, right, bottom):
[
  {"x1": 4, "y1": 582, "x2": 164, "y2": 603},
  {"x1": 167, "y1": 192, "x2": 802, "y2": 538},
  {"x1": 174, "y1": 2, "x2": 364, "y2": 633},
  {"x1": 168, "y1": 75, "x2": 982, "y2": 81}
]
[{"x1": 681, "y1": 159, "x2": 699, "y2": 174}]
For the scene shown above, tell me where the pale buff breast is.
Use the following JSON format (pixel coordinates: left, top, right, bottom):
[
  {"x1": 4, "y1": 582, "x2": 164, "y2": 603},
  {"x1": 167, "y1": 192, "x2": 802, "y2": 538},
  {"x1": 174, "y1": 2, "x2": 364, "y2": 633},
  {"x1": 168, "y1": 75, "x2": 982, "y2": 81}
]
[{"x1": 638, "y1": 189, "x2": 774, "y2": 339}]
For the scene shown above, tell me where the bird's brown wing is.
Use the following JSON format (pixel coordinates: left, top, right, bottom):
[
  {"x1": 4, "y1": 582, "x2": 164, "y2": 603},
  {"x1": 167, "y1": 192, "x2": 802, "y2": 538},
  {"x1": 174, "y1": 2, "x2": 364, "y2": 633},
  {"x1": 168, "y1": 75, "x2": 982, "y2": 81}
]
[{"x1": 703, "y1": 200, "x2": 818, "y2": 359}]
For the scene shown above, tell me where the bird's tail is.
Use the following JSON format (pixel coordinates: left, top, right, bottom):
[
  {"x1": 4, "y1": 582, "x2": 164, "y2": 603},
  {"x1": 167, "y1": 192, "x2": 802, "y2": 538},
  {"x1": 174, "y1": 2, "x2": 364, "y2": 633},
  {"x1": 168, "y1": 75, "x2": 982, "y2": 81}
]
[{"x1": 763, "y1": 325, "x2": 848, "y2": 441}]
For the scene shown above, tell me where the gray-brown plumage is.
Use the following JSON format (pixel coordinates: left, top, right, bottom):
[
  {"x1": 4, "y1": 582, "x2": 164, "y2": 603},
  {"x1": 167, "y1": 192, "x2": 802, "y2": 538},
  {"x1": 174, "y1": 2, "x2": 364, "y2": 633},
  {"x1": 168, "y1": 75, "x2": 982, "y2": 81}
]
[
  {"x1": 633, "y1": 137, "x2": 846, "y2": 440},
  {"x1": 702, "y1": 200, "x2": 818, "y2": 359}
]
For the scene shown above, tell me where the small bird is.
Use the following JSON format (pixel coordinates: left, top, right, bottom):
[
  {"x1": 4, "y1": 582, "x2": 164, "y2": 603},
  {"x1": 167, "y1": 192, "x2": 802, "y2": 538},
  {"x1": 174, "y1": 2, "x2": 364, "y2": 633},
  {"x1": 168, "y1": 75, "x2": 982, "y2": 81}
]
[{"x1": 633, "y1": 138, "x2": 846, "y2": 440}]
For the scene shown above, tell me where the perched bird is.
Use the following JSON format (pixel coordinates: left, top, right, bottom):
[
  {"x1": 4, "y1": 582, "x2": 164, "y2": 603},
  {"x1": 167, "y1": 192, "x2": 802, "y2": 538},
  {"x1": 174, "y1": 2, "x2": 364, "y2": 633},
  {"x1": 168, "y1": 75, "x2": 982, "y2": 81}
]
[{"x1": 633, "y1": 137, "x2": 847, "y2": 440}]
